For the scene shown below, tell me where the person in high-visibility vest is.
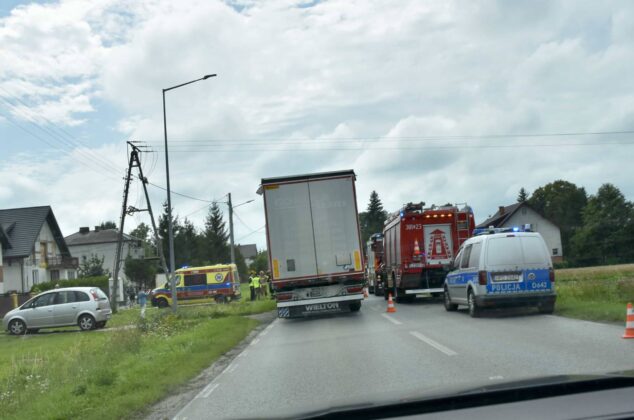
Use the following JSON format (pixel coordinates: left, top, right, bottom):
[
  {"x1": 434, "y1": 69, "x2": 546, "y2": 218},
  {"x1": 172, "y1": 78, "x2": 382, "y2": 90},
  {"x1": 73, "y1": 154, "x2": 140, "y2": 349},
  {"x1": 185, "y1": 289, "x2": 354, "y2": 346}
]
[
  {"x1": 252, "y1": 274, "x2": 261, "y2": 300},
  {"x1": 249, "y1": 272, "x2": 257, "y2": 301}
]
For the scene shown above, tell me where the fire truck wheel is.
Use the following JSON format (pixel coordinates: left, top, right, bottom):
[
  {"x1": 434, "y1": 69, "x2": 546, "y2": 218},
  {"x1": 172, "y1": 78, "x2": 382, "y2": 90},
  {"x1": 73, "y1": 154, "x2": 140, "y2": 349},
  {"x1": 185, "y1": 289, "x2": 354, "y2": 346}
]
[{"x1": 383, "y1": 290, "x2": 389, "y2": 300}]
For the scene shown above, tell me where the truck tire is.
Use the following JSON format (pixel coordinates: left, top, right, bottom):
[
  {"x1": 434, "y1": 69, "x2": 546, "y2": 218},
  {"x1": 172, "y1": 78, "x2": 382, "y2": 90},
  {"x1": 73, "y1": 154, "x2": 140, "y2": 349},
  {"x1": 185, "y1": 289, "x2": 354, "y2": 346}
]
[
  {"x1": 444, "y1": 288, "x2": 458, "y2": 311},
  {"x1": 349, "y1": 301, "x2": 361, "y2": 312}
]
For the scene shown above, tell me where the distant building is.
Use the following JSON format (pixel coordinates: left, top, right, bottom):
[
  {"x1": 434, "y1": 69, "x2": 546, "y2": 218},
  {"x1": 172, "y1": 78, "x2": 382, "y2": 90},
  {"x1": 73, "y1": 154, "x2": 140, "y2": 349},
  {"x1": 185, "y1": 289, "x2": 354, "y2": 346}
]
[
  {"x1": 477, "y1": 202, "x2": 563, "y2": 263},
  {"x1": 65, "y1": 226, "x2": 144, "y2": 283},
  {"x1": 237, "y1": 243, "x2": 258, "y2": 267},
  {"x1": 0, "y1": 206, "x2": 78, "y2": 293}
]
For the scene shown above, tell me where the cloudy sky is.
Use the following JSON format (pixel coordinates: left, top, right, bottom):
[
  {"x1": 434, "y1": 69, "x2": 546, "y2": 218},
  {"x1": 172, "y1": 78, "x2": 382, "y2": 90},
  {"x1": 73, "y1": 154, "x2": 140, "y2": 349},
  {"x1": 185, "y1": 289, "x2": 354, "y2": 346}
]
[{"x1": 1, "y1": 0, "x2": 633, "y2": 251}]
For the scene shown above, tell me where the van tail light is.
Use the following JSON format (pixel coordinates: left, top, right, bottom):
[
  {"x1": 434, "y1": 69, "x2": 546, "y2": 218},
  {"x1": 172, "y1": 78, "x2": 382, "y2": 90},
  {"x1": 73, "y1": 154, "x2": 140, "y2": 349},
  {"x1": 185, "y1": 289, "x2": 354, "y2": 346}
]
[
  {"x1": 549, "y1": 268, "x2": 555, "y2": 282},
  {"x1": 478, "y1": 271, "x2": 488, "y2": 285}
]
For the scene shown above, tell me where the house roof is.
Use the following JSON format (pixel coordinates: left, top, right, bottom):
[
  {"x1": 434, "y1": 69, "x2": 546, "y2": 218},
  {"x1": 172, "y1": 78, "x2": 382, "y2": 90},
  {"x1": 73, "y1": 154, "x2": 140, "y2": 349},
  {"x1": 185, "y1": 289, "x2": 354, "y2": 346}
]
[
  {"x1": 0, "y1": 206, "x2": 70, "y2": 258},
  {"x1": 237, "y1": 244, "x2": 258, "y2": 259},
  {"x1": 477, "y1": 203, "x2": 523, "y2": 228},
  {"x1": 64, "y1": 229, "x2": 140, "y2": 246}
]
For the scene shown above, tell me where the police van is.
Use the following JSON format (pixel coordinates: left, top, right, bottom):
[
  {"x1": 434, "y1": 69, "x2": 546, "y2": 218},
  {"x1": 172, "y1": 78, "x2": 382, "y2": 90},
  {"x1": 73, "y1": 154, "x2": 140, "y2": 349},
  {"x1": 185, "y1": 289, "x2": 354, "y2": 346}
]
[
  {"x1": 151, "y1": 264, "x2": 241, "y2": 307},
  {"x1": 443, "y1": 227, "x2": 556, "y2": 317}
]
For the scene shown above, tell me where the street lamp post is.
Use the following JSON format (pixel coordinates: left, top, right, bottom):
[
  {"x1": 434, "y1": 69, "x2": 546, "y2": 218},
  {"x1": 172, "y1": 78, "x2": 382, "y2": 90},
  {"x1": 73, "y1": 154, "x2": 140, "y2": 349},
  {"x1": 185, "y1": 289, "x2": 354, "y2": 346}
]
[{"x1": 163, "y1": 74, "x2": 216, "y2": 312}]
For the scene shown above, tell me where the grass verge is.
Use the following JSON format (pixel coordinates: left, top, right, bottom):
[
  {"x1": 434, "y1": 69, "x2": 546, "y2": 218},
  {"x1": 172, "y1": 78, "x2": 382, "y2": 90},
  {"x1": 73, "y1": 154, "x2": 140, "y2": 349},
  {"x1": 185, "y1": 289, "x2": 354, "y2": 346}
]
[
  {"x1": 555, "y1": 263, "x2": 634, "y2": 323},
  {"x1": 0, "y1": 299, "x2": 272, "y2": 419}
]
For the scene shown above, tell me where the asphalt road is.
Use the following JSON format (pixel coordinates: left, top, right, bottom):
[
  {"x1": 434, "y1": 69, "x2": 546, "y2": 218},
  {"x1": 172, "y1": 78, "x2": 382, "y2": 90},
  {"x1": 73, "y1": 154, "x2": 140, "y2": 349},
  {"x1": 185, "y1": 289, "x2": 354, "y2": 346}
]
[{"x1": 175, "y1": 295, "x2": 634, "y2": 419}]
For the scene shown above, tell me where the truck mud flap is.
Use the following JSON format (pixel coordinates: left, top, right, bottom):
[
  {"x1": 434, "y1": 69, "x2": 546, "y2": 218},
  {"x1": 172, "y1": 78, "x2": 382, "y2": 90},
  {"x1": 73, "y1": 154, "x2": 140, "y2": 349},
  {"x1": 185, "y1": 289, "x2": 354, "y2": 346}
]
[{"x1": 278, "y1": 301, "x2": 352, "y2": 318}]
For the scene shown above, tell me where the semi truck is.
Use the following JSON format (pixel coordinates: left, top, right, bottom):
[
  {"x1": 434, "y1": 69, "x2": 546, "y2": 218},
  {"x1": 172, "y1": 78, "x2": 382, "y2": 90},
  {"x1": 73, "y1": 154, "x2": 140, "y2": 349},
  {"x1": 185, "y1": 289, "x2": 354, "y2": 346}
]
[
  {"x1": 380, "y1": 202, "x2": 475, "y2": 302},
  {"x1": 258, "y1": 170, "x2": 365, "y2": 318},
  {"x1": 365, "y1": 233, "x2": 384, "y2": 296}
]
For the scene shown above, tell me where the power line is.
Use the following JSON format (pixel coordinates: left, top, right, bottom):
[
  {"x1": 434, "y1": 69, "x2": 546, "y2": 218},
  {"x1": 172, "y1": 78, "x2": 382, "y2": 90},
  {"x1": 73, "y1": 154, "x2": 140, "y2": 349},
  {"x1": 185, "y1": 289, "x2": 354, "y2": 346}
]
[
  {"x1": 232, "y1": 208, "x2": 254, "y2": 231},
  {"x1": 236, "y1": 225, "x2": 265, "y2": 242}
]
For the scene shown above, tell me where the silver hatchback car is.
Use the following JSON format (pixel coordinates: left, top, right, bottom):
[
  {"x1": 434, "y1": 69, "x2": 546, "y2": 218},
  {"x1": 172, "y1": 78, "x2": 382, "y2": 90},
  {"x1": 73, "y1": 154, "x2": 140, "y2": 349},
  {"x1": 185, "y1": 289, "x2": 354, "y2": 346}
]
[{"x1": 3, "y1": 287, "x2": 112, "y2": 335}]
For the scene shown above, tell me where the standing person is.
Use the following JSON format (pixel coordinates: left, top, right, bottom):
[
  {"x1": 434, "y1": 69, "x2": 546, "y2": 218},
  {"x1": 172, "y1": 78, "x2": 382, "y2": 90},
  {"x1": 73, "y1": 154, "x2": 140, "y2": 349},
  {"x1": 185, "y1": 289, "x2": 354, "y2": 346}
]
[
  {"x1": 249, "y1": 272, "x2": 256, "y2": 301},
  {"x1": 128, "y1": 288, "x2": 136, "y2": 308},
  {"x1": 252, "y1": 273, "x2": 261, "y2": 300},
  {"x1": 259, "y1": 271, "x2": 268, "y2": 297},
  {"x1": 138, "y1": 288, "x2": 148, "y2": 318}
]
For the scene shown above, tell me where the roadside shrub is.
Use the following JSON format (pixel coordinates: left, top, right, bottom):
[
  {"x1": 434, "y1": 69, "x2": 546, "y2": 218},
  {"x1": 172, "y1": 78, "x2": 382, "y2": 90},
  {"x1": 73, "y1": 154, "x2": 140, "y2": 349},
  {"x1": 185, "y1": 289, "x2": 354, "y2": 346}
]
[{"x1": 30, "y1": 276, "x2": 109, "y2": 294}]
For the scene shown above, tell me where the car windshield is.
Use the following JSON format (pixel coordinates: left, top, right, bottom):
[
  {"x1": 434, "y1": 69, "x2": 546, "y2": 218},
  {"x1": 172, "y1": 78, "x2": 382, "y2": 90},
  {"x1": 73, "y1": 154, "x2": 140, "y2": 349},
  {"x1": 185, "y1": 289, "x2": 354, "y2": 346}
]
[{"x1": 1, "y1": 1, "x2": 633, "y2": 419}]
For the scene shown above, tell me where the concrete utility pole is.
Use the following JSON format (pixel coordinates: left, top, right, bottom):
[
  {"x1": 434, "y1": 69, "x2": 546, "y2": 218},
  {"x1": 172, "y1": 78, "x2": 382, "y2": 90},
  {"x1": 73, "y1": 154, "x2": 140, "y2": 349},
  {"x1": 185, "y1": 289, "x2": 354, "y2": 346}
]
[
  {"x1": 162, "y1": 74, "x2": 216, "y2": 312},
  {"x1": 228, "y1": 193, "x2": 236, "y2": 274}
]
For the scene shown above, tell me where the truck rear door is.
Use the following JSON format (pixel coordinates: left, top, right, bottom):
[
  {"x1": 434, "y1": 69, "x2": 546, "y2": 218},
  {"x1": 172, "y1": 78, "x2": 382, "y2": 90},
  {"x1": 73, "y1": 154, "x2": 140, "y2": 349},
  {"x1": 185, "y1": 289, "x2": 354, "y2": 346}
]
[
  {"x1": 265, "y1": 181, "x2": 318, "y2": 280},
  {"x1": 309, "y1": 177, "x2": 363, "y2": 276}
]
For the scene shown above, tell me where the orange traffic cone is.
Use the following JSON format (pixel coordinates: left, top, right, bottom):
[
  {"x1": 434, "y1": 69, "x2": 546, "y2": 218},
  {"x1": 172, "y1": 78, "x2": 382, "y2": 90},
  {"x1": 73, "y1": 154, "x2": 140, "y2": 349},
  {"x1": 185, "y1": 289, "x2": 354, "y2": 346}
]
[
  {"x1": 623, "y1": 303, "x2": 634, "y2": 339},
  {"x1": 386, "y1": 293, "x2": 396, "y2": 313},
  {"x1": 363, "y1": 288, "x2": 369, "y2": 299}
]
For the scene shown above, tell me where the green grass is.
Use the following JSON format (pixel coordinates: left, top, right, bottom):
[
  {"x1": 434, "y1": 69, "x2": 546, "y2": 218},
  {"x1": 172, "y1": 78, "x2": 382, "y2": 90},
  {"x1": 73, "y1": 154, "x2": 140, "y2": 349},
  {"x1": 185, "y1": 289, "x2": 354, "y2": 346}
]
[
  {"x1": 0, "y1": 294, "x2": 275, "y2": 419},
  {"x1": 554, "y1": 264, "x2": 634, "y2": 323}
]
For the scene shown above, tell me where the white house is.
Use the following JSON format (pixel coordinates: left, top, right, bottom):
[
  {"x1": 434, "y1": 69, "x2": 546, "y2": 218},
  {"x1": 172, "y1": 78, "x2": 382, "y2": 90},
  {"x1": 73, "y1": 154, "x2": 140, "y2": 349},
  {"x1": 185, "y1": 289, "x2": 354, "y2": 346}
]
[
  {"x1": 65, "y1": 226, "x2": 144, "y2": 284},
  {"x1": 237, "y1": 244, "x2": 258, "y2": 267},
  {"x1": 0, "y1": 206, "x2": 78, "y2": 293},
  {"x1": 477, "y1": 202, "x2": 563, "y2": 263}
]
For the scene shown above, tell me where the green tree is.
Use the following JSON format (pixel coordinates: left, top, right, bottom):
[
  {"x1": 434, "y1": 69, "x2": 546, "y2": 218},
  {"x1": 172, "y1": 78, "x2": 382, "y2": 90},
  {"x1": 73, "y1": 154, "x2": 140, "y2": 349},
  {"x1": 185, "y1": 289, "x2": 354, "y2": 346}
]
[
  {"x1": 517, "y1": 187, "x2": 529, "y2": 203},
  {"x1": 99, "y1": 221, "x2": 117, "y2": 230},
  {"x1": 359, "y1": 191, "x2": 388, "y2": 245},
  {"x1": 529, "y1": 180, "x2": 587, "y2": 260},
  {"x1": 250, "y1": 250, "x2": 269, "y2": 274},
  {"x1": 130, "y1": 223, "x2": 150, "y2": 242},
  {"x1": 571, "y1": 184, "x2": 634, "y2": 266},
  {"x1": 123, "y1": 255, "x2": 157, "y2": 288},
  {"x1": 175, "y1": 218, "x2": 202, "y2": 268},
  {"x1": 234, "y1": 248, "x2": 249, "y2": 282},
  {"x1": 158, "y1": 201, "x2": 182, "y2": 271},
  {"x1": 78, "y1": 254, "x2": 108, "y2": 277},
  {"x1": 201, "y1": 203, "x2": 230, "y2": 264}
]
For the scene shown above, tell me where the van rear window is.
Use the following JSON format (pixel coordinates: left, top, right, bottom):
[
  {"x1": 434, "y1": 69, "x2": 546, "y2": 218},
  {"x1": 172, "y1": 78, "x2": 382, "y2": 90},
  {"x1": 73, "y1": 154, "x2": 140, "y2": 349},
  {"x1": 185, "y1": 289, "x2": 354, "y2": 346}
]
[
  {"x1": 520, "y1": 236, "x2": 550, "y2": 264},
  {"x1": 486, "y1": 237, "x2": 523, "y2": 266}
]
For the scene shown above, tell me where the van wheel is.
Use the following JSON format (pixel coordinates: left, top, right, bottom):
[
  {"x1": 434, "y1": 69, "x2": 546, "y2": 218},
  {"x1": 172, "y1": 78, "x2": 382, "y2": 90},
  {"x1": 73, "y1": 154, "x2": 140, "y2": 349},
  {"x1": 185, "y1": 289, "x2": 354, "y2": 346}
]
[
  {"x1": 78, "y1": 314, "x2": 96, "y2": 331},
  {"x1": 444, "y1": 289, "x2": 458, "y2": 311},
  {"x1": 157, "y1": 298, "x2": 169, "y2": 308},
  {"x1": 215, "y1": 295, "x2": 227, "y2": 304},
  {"x1": 468, "y1": 290, "x2": 481, "y2": 318},
  {"x1": 8, "y1": 319, "x2": 26, "y2": 335},
  {"x1": 538, "y1": 302, "x2": 555, "y2": 314}
]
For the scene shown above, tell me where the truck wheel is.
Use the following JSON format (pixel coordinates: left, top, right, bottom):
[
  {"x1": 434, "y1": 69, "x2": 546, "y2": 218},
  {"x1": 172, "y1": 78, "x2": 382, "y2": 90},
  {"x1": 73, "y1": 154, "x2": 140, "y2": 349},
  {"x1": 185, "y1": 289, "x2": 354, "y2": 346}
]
[
  {"x1": 349, "y1": 301, "x2": 361, "y2": 312},
  {"x1": 467, "y1": 290, "x2": 481, "y2": 318},
  {"x1": 444, "y1": 288, "x2": 458, "y2": 311},
  {"x1": 157, "y1": 298, "x2": 169, "y2": 308}
]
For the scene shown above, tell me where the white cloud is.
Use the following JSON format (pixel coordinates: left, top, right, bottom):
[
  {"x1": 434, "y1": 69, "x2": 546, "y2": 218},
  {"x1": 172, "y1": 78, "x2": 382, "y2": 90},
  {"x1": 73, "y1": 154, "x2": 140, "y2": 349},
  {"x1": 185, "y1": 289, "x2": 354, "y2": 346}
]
[{"x1": 2, "y1": 0, "x2": 634, "y2": 252}]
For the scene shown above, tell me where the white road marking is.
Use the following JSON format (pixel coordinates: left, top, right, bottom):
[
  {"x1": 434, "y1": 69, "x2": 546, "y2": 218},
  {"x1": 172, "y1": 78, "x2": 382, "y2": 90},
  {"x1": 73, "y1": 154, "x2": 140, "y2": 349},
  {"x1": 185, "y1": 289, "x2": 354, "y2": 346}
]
[
  {"x1": 381, "y1": 313, "x2": 402, "y2": 325},
  {"x1": 409, "y1": 331, "x2": 457, "y2": 356},
  {"x1": 251, "y1": 338, "x2": 260, "y2": 346},
  {"x1": 201, "y1": 383, "x2": 219, "y2": 398},
  {"x1": 228, "y1": 363, "x2": 239, "y2": 373},
  {"x1": 489, "y1": 375, "x2": 504, "y2": 380},
  {"x1": 238, "y1": 350, "x2": 249, "y2": 358}
]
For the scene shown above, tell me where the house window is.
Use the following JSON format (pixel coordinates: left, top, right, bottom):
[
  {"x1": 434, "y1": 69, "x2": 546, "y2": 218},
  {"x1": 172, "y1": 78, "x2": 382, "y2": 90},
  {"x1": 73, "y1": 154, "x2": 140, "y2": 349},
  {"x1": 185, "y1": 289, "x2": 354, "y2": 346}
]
[
  {"x1": 522, "y1": 208, "x2": 527, "y2": 215},
  {"x1": 50, "y1": 270, "x2": 60, "y2": 282},
  {"x1": 552, "y1": 248, "x2": 559, "y2": 256},
  {"x1": 67, "y1": 270, "x2": 76, "y2": 280},
  {"x1": 32, "y1": 270, "x2": 39, "y2": 284}
]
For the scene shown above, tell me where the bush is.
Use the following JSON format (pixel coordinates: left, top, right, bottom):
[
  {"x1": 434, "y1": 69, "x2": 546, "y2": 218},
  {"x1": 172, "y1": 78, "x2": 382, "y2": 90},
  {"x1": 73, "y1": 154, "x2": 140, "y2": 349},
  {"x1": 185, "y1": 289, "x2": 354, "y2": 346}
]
[{"x1": 30, "y1": 276, "x2": 109, "y2": 295}]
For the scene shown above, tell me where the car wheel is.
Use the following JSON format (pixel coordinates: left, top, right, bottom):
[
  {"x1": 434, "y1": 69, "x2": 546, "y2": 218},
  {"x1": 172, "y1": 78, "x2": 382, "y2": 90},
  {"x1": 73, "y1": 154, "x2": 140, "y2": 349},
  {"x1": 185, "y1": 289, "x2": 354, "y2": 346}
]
[
  {"x1": 444, "y1": 289, "x2": 458, "y2": 312},
  {"x1": 157, "y1": 298, "x2": 169, "y2": 308},
  {"x1": 78, "y1": 314, "x2": 96, "y2": 331},
  {"x1": 8, "y1": 319, "x2": 26, "y2": 335},
  {"x1": 538, "y1": 302, "x2": 555, "y2": 314},
  {"x1": 349, "y1": 301, "x2": 361, "y2": 312},
  {"x1": 468, "y1": 290, "x2": 481, "y2": 318}
]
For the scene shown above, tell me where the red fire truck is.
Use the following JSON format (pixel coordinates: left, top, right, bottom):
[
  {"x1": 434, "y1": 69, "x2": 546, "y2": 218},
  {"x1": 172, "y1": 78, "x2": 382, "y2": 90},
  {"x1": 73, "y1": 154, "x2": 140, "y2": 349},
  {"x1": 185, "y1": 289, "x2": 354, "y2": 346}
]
[{"x1": 380, "y1": 202, "x2": 475, "y2": 302}]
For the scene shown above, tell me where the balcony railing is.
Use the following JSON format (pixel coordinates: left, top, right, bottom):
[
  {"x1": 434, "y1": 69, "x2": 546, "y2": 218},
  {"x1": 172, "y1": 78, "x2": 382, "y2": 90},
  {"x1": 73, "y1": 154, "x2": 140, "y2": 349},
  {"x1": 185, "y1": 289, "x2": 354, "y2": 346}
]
[{"x1": 45, "y1": 256, "x2": 79, "y2": 269}]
